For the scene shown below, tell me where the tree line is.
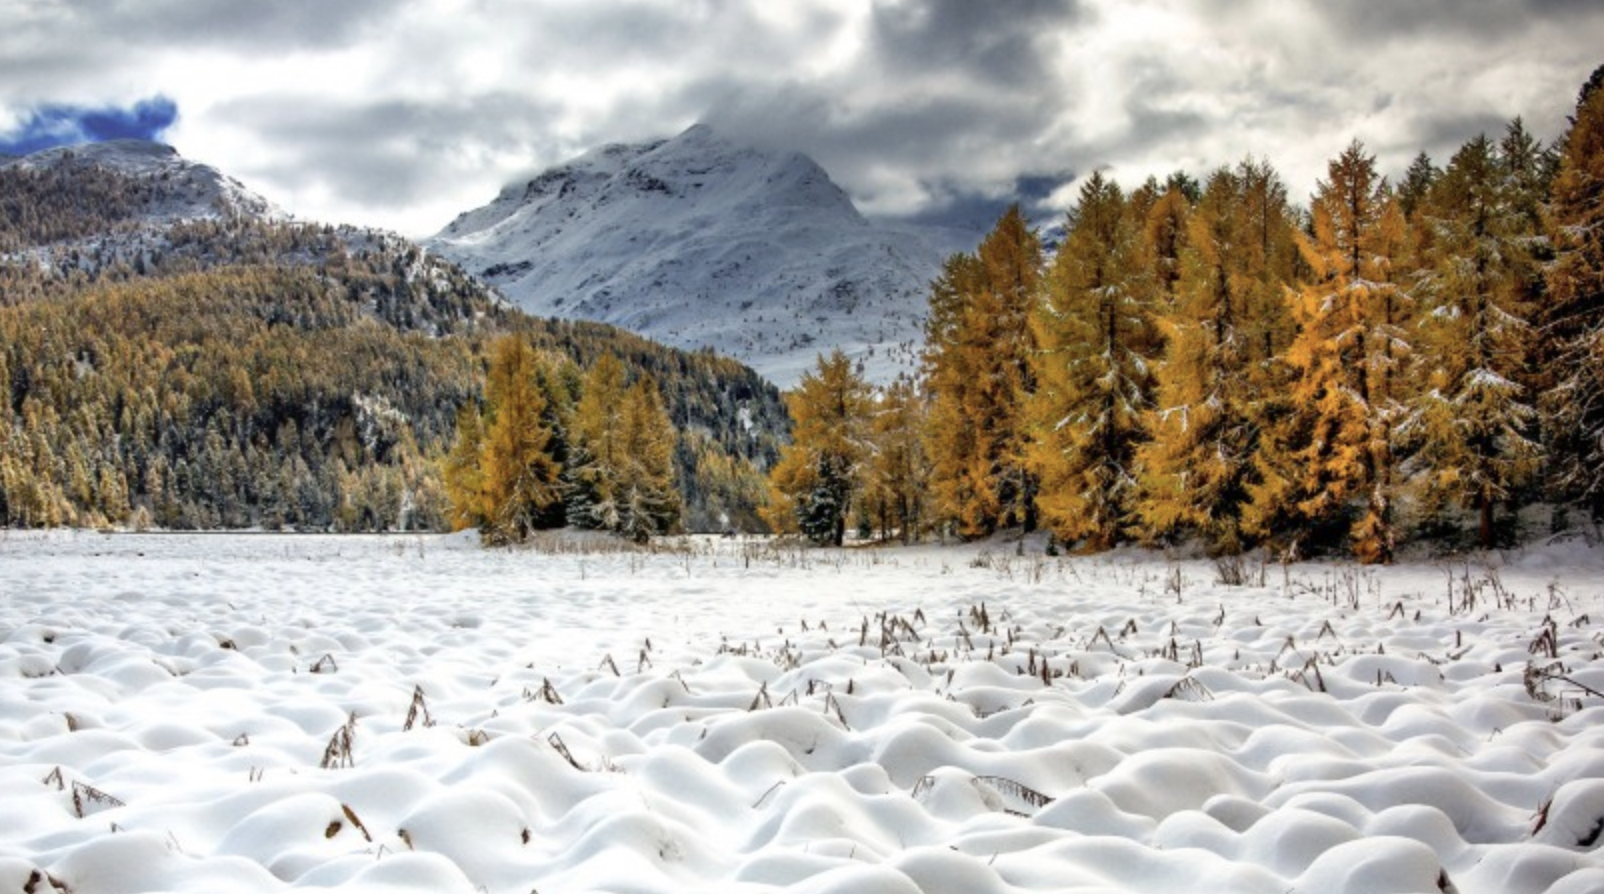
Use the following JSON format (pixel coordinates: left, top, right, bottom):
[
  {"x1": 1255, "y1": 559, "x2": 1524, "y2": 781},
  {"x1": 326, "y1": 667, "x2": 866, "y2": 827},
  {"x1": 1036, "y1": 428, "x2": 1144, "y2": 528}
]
[
  {"x1": 767, "y1": 69, "x2": 1604, "y2": 560},
  {"x1": 442, "y1": 337, "x2": 684, "y2": 545}
]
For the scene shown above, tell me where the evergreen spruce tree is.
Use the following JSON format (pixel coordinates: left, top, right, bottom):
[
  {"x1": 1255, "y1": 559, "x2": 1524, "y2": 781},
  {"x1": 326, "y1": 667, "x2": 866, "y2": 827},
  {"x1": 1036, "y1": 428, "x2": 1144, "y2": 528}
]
[
  {"x1": 1027, "y1": 172, "x2": 1159, "y2": 550},
  {"x1": 866, "y1": 375, "x2": 929, "y2": 543},
  {"x1": 1398, "y1": 152, "x2": 1440, "y2": 220}
]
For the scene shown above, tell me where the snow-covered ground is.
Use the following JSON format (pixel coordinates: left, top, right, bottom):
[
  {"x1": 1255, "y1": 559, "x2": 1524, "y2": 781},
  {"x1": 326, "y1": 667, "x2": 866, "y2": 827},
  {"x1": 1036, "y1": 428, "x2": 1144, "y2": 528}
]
[{"x1": 3, "y1": 530, "x2": 1603, "y2": 894}]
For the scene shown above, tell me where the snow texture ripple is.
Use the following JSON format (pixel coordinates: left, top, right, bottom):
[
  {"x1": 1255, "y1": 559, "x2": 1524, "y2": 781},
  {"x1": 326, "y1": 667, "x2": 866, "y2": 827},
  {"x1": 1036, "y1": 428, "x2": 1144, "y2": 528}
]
[{"x1": 2, "y1": 531, "x2": 1603, "y2": 893}]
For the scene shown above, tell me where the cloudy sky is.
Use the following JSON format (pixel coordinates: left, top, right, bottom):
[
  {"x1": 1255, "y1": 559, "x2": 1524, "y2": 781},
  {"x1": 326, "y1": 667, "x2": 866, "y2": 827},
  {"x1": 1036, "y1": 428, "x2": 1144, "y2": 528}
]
[{"x1": 3, "y1": 0, "x2": 1600, "y2": 237}]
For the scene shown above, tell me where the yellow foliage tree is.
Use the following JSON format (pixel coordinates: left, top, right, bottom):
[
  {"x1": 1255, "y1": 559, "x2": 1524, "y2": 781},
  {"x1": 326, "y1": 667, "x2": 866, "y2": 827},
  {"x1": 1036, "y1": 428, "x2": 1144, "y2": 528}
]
[
  {"x1": 1246, "y1": 141, "x2": 1411, "y2": 562},
  {"x1": 444, "y1": 335, "x2": 563, "y2": 544},
  {"x1": 764, "y1": 350, "x2": 872, "y2": 545},
  {"x1": 922, "y1": 206, "x2": 1042, "y2": 538},
  {"x1": 1136, "y1": 161, "x2": 1298, "y2": 552},
  {"x1": 617, "y1": 375, "x2": 682, "y2": 543},
  {"x1": 1027, "y1": 173, "x2": 1160, "y2": 550},
  {"x1": 566, "y1": 353, "x2": 630, "y2": 531},
  {"x1": 1543, "y1": 70, "x2": 1604, "y2": 522}
]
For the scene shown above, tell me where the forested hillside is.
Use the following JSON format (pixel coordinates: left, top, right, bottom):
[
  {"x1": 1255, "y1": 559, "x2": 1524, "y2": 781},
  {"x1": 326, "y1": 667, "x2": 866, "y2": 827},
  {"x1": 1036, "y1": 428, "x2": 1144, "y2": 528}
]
[{"x1": 0, "y1": 153, "x2": 785, "y2": 534}]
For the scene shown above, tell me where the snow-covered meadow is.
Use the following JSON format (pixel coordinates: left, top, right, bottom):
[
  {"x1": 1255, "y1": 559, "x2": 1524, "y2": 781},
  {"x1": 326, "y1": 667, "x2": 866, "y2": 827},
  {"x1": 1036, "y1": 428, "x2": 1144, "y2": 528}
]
[{"x1": 3, "y1": 530, "x2": 1603, "y2": 894}]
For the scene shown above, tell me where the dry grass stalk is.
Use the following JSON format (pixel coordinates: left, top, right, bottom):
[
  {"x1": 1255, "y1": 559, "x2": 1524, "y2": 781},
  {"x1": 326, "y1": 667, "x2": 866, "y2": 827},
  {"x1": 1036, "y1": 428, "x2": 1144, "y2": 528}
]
[
  {"x1": 320, "y1": 713, "x2": 357, "y2": 769},
  {"x1": 403, "y1": 685, "x2": 433, "y2": 731},
  {"x1": 70, "y1": 780, "x2": 124, "y2": 818},
  {"x1": 1529, "y1": 619, "x2": 1560, "y2": 660},
  {"x1": 752, "y1": 780, "x2": 786, "y2": 809},
  {"x1": 341, "y1": 803, "x2": 373, "y2": 841},
  {"x1": 548, "y1": 732, "x2": 585, "y2": 771},
  {"x1": 823, "y1": 692, "x2": 850, "y2": 729},
  {"x1": 975, "y1": 775, "x2": 1054, "y2": 812},
  {"x1": 748, "y1": 682, "x2": 772, "y2": 712},
  {"x1": 1165, "y1": 676, "x2": 1215, "y2": 702}
]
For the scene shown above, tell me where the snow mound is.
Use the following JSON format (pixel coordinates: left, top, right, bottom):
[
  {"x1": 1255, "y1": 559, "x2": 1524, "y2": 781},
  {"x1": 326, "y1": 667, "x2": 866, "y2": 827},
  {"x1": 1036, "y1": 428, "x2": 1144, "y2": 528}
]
[{"x1": 3, "y1": 531, "x2": 1603, "y2": 892}]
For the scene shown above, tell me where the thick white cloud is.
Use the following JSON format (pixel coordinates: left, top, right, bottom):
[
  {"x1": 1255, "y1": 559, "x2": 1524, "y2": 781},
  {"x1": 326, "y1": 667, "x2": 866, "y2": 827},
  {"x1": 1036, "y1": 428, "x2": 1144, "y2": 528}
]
[{"x1": 3, "y1": 0, "x2": 1599, "y2": 236}]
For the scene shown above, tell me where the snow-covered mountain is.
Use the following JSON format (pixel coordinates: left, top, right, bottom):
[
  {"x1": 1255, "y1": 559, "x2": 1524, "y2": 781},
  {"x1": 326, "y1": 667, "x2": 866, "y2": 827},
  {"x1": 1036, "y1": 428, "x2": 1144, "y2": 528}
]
[
  {"x1": 427, "y1": 125, "x2": 951, "y2": 387},
  {"x1": 1, "y1": 141, "x2": 456, "y2": 293},
  {"x1": 2, "y1": 139, "x2": 285, "y2": 224}
]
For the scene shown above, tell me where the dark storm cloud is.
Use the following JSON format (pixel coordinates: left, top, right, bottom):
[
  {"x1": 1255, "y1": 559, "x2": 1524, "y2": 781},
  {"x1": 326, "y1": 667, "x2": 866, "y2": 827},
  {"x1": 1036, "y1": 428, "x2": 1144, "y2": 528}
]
[
  {"x1": 866, "y1": 0, "x2": 1085, "y2": 86},
  {"x1": 701, "y1": 1, "x2": 1083, "y2": 228},
  {"x1": 0, "y1": 0, "x2": 396, "y2": 114},
  {"x1": 0, "y1": 96, "x2": 177, "y2": 155},
  {"x1": 877, "y1": 170, "x2": 1077, "y2": 237},
  {"x1": 1402, "y1": 111, "x2": 1515, "y2": 162}
]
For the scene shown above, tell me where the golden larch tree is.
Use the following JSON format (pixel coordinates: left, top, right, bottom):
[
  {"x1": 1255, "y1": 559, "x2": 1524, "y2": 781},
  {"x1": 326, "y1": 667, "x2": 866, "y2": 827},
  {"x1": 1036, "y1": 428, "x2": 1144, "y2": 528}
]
[
  {"x1": 1027, "y1": 172, "x2": 1160, "y2": 550},
  {"x1": 1136, "y1": 162, "x2": 1298, "y2": 552},
  {"x1": 921, "y1": 206, "x2": 1042, "y2": 538},
  {"x1": 1542, "y1": 70, "x2": 1604, "y2": 521},
  {"x1": 1246, "y1": 141, "x2": 1411, "y2": 562},
  {"x1": 764, "y1": 349, "x2": 873, "y2": 546}
]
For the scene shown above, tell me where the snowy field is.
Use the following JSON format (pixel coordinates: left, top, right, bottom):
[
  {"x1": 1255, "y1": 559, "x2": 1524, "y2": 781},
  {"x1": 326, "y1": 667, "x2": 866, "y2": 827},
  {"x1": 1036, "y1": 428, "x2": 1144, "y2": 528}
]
[{"x1": 3, "y1": 530, "x2": 1604, "y2": 894}]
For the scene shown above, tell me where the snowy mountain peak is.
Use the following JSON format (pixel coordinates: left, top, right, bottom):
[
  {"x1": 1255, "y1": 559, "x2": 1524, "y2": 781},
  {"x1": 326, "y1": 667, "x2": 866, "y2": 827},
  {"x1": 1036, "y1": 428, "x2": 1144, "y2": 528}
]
[
  {"x1": 4, "y1": 139, "x2": 285, "y2": 223},
  {"x1": 427, "y1": 125, "x2": 940, "y2": 387}
]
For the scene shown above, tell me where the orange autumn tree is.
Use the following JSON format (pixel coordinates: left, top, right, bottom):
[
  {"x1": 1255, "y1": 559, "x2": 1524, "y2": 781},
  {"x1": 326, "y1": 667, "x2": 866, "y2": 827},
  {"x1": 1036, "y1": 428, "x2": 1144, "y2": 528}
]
[
  {"x1": 921, "y1": 206, "x2": 1043, "y2": 538},
  {"x1": 1027, "y1": 173, "x2": 1161, "y2": 550},
  {"x1": 764, "y1": 350, "x2": 873, "y2": 545},
  {"x1": 443, "y1": 334, "x2": 565, "y2": 544},
  {"x1": 1246, "y1": 141, "x2": 1412, "y2": 562},
  {"x1": 1136, "y1": 161, "x2": 1298, "y2": 552},
  {"x1": 1542, "y1": 68, "x2": 1604, "y2": 522}
]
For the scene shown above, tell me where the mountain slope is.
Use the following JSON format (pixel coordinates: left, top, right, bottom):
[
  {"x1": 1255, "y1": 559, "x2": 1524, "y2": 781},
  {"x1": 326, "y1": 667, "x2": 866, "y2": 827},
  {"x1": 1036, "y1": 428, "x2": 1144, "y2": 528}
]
[
  {"x1": 1, "y1": 139, "x2": 283, "y2": 229},
  {"x1": 426, "y1": 125, "x2": 943, "y2": 386},
  {"x1": 1, "y1": 141, "x2": 787, "y2": 533}
]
